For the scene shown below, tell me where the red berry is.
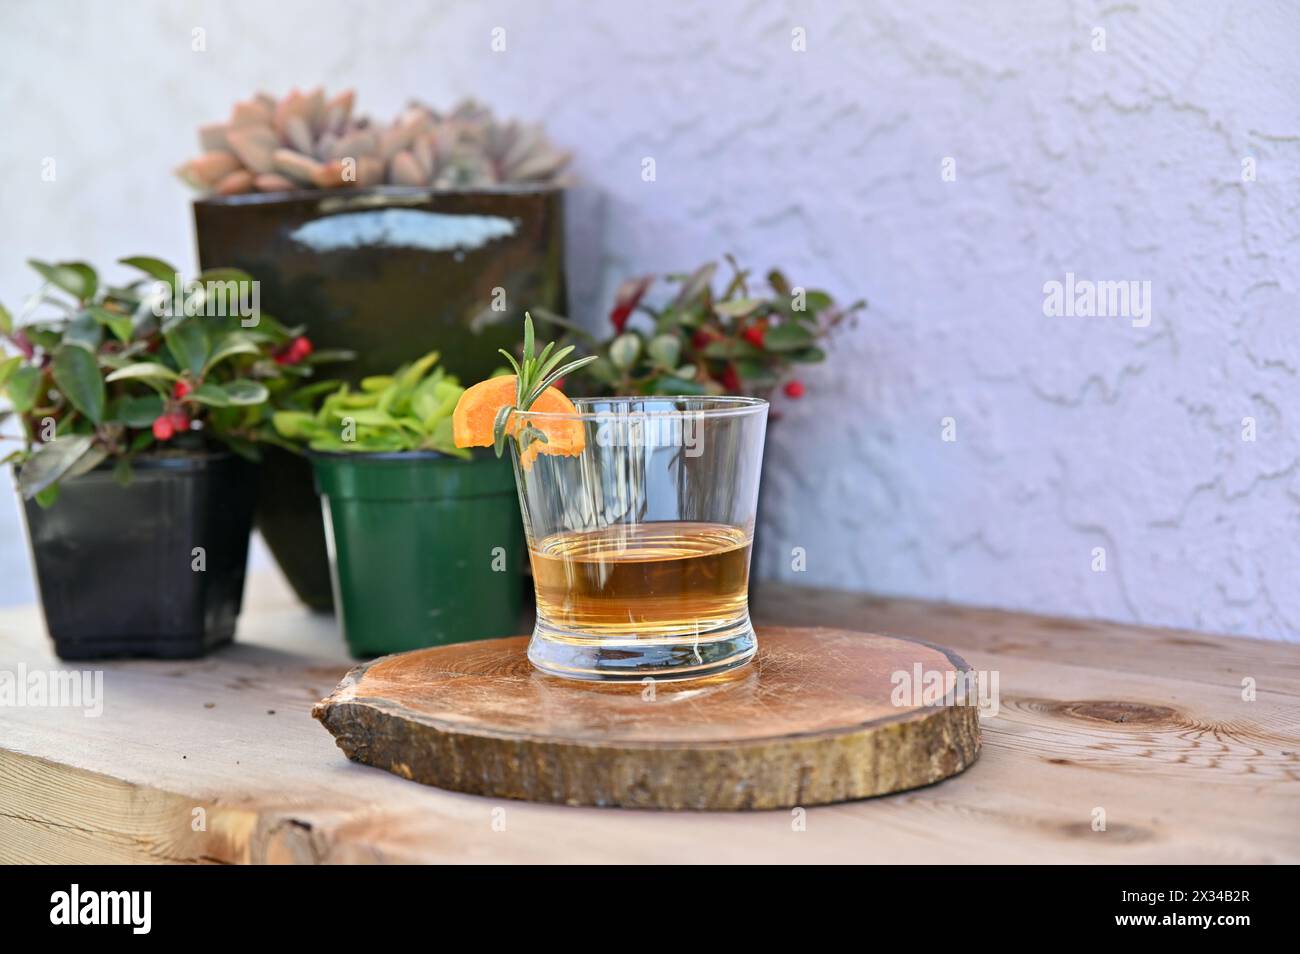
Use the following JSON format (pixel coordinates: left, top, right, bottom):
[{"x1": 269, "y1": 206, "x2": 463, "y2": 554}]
[
  {"x1": 784, "y1": 379, "x2": 805, "y2": 399},
  {"x1": 276, "y1": 336, "x2": 314, "y2": 366},
  {"x1": 720, "y1": 365, "x2": 741, "y2": 392},
  {"x1": 609, "y1": 275, "x2": 653, "y2": 333},
  {"x1": 152, "y1": 416, "x2": 174, "y2": 441},
  {"x1": 173, "y1": 379, "x2": 193, "y2": 399},
  {"x1": 609, "y1": 304, "x2": 633, "y2": 334},
  {"x1": 742, "y1": 325, "x2": 766, "y2": 348},
  {"x1": 692, "y1": 327, "x2": 721, "y2": 350},
  {"x1": 169, "y1": 409, "x2": 191, "y2": 431}
]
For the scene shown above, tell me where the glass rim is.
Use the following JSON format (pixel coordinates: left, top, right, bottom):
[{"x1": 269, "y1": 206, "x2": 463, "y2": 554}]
[{"x1": 506, "y1": 395, "x2": 769, "y2": 422}]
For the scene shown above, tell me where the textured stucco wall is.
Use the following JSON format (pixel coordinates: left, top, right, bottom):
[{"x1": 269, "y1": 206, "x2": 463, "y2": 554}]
[{"x1": 0, "y1": 0, "x2": 1296, "y2": 638}]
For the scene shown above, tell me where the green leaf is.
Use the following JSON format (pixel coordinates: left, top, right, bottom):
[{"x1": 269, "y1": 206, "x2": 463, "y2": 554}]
[
  {"x1": 62, "y1": 263, "x2": 99, "y2": 300},
  {"x1": 202, "y1": 333, "x2": 260, "y2": 373},
  {"x1": 762, "y1": 323, "x2": 815, "y2": 351},
  {"x1": 6, "y1": 366, "x2": 44, "y2": 411},
  {"x1": 221, "y1": 380, "x2": 269, "y2": 406},
  {"x1": 608, "y1": 333, "x2": 642, "y2": 371},
  {"x1": 65, "y1": 444, "x2": 108, "y2": 479},
  {"x1": 28, "y1": 260, "x2": 97, "y2": 301},
  {"x1": 531, "y1": 355, "x2": 598, "y2": 403},
  {"x1": 532, "y1": 342, "x2": 571, "y2": 384},
  {"x1": 272, "y1": 411, "x2": 318, "y2": 440},
  {"x1": 393, "y1": 350, "x2": 442, "y2": 399},
  {"x1": 0, "y1": 302, "x2": 11, "y2": 335},
  {"x1": 185, "y1": 383, "x2": 233, "y2": 407},
  {"x1": 735, "y1": 360, "x2": 778, "y2": 387},
  {"x1": 34, "y1": 483, "x2": 60, "y2": 508},
  {"x1": 0, "y1": 355, "x2": 22, "y2": 391},
  {"x1": 105, "y1": 362, "x2": 179, "y2": 383},
  {"x1": 789, "y1": 346, "x2": 827, "y2": 364},
  {"x1": 116, "y1": 394, "x2": 165, "y2": 427},
  {"x1": 702, "y1": 339, "x2": 764, "y2": 360},
  {"x1": 51, "y1": 345, "x2": 105, "y2": 423},
  {"x1": 17, "y1": 434, "x2": 95, "y2": 499},
  {"x1": 129, "y1": 430, "x2": 155, "y2": 453},
  {"x1": 713, "y1": 298, "x2": 762, "y2": 318},
  {"x1": 119, "y1": 255, "x2": 180, "y2": 285},
  {"x1": 421, "y1": 391, "x2": 461, "y2": 432},
  {"x1": 767, "y1": 269, "x2": 791, "y2": 297},
  {"x1": 87, "y1": 305, "x2": 133, "y2": 343},
  {"x1": 165, "y1": 319, "x2": 209, "y2": 375},
  {"x1": 492, "y1": 404, "x2": 512, "y2": 457},
  {"x1": 345, "y1": 408, "x2": 401, "y2": 427},
  {"x1": 647, "y1": 334, "x2": 681, "y2": 369},
  {"x1": 797, "y1": 290, "x2": 833, "y2": 314},
  {"x1": 64, "y1": 311, "x2": 103, "y2": 351},
  {"x1": 302, "y1": 347, "x2": 354, "y2": 365}
]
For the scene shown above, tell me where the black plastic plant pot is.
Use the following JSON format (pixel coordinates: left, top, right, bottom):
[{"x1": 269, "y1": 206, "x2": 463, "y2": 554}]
[
  {"x1": 19, "y1": 452, "x2": 257, "y2": 660},
  {"x1": 193, "y1": 185, "x2": 567, "y2": 611},
  {"x1": 311, "y1": 450, "x2": 523, "y2": 658}
]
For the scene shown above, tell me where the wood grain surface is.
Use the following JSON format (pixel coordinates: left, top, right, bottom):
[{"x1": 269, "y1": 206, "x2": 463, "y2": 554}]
[
  {"x1": 313, "y1": 628, "x2": 981, "y2": 809},
  {"x1": 0, "y1": 572, "x2": 1296, "y2": 863}
]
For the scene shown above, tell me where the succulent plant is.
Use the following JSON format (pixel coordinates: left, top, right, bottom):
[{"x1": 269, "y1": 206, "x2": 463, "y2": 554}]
[
  {"x1": 272, "y1": 351, "x2": 468, "y2": 456},
  {"x1": 387, "y1": 100, "x2": 572, "y2": 189},
  {"x1": 177, "y1": 89, "x2": 571, "y2": 196}
]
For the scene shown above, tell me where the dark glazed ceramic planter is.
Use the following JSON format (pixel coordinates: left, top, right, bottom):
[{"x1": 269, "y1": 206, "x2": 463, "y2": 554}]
[
  {"x1": 193, "y1": 186, "x2": 567, "y2": 610},
  {"x1": 254, "y1": 445, "x2": 333, "y2": 611},
  {"x1": 20, "y1": 453, "x2": 257, "y2": 660},
  {"x1": 312, "y1": 450, "x2": 524, "y2": 657}
]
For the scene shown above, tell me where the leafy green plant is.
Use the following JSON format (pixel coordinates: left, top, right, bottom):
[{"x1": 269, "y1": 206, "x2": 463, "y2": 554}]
[
  {"x1": 533, "y1": 256, "x2": 864, "y2": 400},
  {"x1": 0, "y1": 257, "x2": 348, "y2": 504},
  {"x1": 272, "y1": 351, "x2": 469, "y2": 456}
]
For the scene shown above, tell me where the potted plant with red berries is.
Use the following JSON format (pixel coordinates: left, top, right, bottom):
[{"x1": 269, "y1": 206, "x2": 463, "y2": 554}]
[
  {"x1": 0, "y1": 256, "x2": 345, "y2": 659},
  {"x1": 531, "y1": 257, "x2": 863, "y2": 584},
  {"x1": 533, "y1": 256, "x2": 863, "y2": 404}
]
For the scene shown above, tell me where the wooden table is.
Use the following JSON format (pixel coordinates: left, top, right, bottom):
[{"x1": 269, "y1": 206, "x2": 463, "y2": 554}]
[{"x1": 1, "y1": 573, "x2": 1296, "y2": 863}]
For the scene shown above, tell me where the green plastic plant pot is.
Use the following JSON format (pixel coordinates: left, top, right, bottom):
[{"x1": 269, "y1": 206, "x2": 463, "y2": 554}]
[{"x1": 311, "y1": 450, "x2": 524, "y2": 657}]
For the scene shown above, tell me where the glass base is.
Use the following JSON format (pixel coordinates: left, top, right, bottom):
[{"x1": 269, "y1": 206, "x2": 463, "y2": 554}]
[{"x1": 527, "y1": 617, "x2": 758, "y2": 682}]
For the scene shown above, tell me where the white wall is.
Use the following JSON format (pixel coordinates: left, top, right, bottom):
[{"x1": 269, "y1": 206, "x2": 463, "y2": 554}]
[{"x1": 1, "y1": 0, "x2": 1296, "y2": 639}]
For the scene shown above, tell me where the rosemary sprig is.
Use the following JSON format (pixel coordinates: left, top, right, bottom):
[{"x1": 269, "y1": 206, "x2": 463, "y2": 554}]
[{"x1": 493, "y1": 312, "x2": 598, "y2": 457}]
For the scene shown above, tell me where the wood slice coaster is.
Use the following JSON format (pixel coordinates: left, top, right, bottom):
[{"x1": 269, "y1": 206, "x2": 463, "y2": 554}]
[{"x1": 313, "y1": 626, "x2": 981, "y2": 810}]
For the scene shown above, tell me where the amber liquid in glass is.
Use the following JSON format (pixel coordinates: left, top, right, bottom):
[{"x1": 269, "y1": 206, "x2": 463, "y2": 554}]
[{"x1": 530, "y1": 521, "x2": 752, "y2": 638}]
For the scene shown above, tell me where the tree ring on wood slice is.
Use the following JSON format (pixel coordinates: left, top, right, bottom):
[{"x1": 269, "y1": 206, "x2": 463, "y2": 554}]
[{"x1": 312, "y1": 626, "x2": 982, "y2": 810}]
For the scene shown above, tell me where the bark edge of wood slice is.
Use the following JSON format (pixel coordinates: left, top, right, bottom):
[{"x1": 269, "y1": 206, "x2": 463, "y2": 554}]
[{"x1": 313, "y1": 626, "x2": 981, "y2": 810}]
